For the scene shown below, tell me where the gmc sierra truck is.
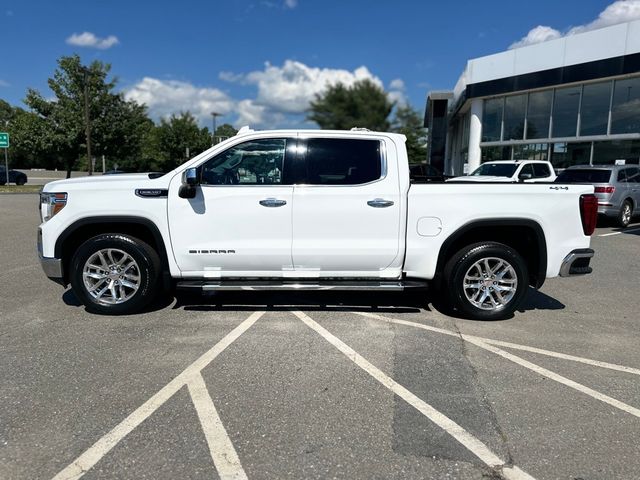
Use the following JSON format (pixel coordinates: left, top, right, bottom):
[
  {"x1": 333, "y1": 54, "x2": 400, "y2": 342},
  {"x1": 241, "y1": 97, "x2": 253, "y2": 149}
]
[{"x1": 38, "y1": 128, "x2": 598, "y2": 320}]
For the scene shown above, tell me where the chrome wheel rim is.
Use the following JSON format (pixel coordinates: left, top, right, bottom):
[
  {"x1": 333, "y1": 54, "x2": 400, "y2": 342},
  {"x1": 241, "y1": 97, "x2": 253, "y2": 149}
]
[
  {"x1": 622, "y1": 204, "x2": 631, "y2": 225},
  {"x1": 463, "y1": 257, "x2": 518, "y2": 311},
  {"x1": 82, "y1": 249, "x2": 141, "y2": 305}
]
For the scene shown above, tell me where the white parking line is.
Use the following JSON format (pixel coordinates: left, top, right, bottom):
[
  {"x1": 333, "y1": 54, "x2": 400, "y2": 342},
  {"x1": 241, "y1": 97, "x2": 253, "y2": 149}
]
[
  {"x1": 355, "y1": 312, "x2": 640, "y2": 419},
  {"x1": 356, "y1": 312, "x2": 640, "y2": 376},
  {"x1": 188, "y1": 373, "x2": 248, "y2": 480},
  {"x1": 293, "y1": 310, "x2": 536, "y2": 480},
  {"x1": 52, "y1": 311, "x2": 264, "y2": 480},
  {"x1": 599, "y1": 227, "x2": 640, "y2": 237}
]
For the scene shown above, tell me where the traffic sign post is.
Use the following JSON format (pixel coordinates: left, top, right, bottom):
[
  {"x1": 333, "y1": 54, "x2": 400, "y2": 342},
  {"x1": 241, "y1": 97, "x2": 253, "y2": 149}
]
[{"x1": 0, "y1": 132, "x2": 9, "y2": 185}]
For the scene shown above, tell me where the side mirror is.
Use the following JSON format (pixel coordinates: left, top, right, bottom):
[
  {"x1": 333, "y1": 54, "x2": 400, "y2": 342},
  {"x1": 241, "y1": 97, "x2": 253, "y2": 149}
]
[
  {"x1": 519, "y1": 173, "x2": 533, "y2": 182},
  {"x1": 179, "y1": 167, "x2": 198, "y2": 198}
]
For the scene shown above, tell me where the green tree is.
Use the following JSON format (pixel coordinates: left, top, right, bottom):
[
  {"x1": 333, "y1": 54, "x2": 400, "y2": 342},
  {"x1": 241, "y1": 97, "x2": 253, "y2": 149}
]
[
  {"x1": 391, "y1": 104, "x2": 428, "y2": 165},
  {"x1": 214, "y1": 123, "x2": 238, "y2": 139},
  {"x1": 7, "y1": 107, "x2": 58, "y2": 169},
  {"x1": 24, "y1": 55, "x2": 151, "y2": 176},
  {"x1": 308, "y1": 79, "x2": 394, "y2": 131},
  {"x1": 148, "y1": 112, "x2": 212, "y2": 172}
]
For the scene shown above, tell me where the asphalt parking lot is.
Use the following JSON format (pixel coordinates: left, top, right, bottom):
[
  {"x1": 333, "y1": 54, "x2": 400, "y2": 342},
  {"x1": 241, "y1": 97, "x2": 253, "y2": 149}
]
[{"x1": 1, "y1": 194, "x2": 639, "y2": 480}]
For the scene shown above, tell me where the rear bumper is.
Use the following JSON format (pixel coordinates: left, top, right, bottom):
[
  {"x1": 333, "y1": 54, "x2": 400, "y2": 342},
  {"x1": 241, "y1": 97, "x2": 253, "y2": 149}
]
[
  {"x1": 559, "y1": 249, "x2": 594, "y2": 277},
  {"x1": 598, "y1": 205, "x2": 619, "y2": 217}
]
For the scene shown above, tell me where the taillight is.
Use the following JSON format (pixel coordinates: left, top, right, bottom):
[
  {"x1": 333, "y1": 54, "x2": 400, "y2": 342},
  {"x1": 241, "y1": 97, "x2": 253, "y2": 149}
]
[
  {"x1": 580, "y1": 194, "x2": 598, "y2": 236},
  {"x1": 594, "y1": 186, "x2": 615, "y2": 194}
]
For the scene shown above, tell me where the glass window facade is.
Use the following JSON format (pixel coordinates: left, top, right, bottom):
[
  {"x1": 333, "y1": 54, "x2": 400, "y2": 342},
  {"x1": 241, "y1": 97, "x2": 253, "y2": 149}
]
[
  {"x1": 525, "y1": 90, "x2": 552, "y2": 140},
  {"x1": 611, "y1": 77, "x2": 640, "y2": 134},
  {"x1": 503, "y1": 94, "x2": 526, "y2": 140},
  {"x1": 482, "y1": 98, "x2": 503, "y2": 142},
  {"x1": 580, "y1": 82, "x2": 611, "y2": 136},
  {"x1": 472, "y1": 76, "x2": 640, "y2": 171},
  {"x1": 552, "y1": 86, "x2": 581, "y2": 138},
  {"x1": 592, "y1": 139, "x2": 640, "y2": 165},
  {"x1": 513, "y1": 143, "x2": 548, "y2": 160},
  {"x1": 550, "y1": 142, "x2": 591, "y2": 169},
  {"x1": 481, "y1": 145, "x2": 512, "y2": 162}
]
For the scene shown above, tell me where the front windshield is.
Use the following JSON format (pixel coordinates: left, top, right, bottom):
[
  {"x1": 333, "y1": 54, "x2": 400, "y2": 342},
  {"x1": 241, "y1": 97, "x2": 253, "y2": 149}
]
[{"x1": 470, "y1": 163, "x2": 519, "y2": 177}]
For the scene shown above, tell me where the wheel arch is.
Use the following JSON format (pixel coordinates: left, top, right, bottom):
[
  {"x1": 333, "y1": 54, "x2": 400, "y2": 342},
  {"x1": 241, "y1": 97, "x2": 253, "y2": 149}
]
[
  {"x1": 435, "y1": 219, "x2": 548, "y2": 289},
  {"x1": 55, "y1": 216, "x2": 170, "y2": 285}
]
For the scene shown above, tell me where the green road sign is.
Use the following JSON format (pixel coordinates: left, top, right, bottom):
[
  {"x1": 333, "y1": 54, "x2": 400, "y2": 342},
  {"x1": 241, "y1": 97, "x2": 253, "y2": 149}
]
[{"x1": 0, "y1": 132, "x2": 8, "y2": 148}]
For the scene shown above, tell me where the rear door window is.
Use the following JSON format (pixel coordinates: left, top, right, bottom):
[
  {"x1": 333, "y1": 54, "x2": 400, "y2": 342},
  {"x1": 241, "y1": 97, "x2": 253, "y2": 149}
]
[
  {"x1": 617, "y1": 169, "x2": 628, "y2": 183},
  {"x1": 301, "y1": 138, "x2": 382, "y2": 185},
  {"x1": 627, "y1": 168, "x2": 640, "y2": 183},
  {"x1": 532, "y1": 163, "x2": 551, "y2": 178}
]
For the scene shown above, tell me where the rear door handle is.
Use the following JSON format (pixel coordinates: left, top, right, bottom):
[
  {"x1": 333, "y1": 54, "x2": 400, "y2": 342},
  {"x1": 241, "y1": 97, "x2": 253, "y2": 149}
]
[
  {"x1": 259, "y1": 198, "x2": 287, "y2": 207},
  {"x1": 367, "y1": 198, "x2": 394, "y2": 208}
]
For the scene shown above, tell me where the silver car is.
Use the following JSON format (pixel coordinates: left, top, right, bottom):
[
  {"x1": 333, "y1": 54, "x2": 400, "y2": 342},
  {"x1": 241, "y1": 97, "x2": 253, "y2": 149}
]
[{"x1": 555, "y1": 165, "x2": 640, "y2": 228}]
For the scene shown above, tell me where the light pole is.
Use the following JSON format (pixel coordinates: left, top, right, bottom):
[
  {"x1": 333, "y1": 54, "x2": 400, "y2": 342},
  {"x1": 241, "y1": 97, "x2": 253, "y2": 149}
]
[
  {"x1": 80, "y1": 65, "x2": 93, "y2": 176},
  {"x1": 211, "y1": 112, "x2": 222, "y2": 146}
]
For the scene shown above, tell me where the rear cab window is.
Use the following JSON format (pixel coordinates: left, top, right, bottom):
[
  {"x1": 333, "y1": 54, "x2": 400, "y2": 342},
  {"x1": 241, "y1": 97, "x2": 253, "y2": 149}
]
[
  {"x1": 300, "y1": 138, "x2": 382, "y2": 185},
  {"x1": 556, "y1": 169, "x2": 612, "y2": 183}
]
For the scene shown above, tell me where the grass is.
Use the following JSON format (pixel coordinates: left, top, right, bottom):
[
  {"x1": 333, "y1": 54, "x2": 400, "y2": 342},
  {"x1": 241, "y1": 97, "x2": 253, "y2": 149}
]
[{"x1": 0, "y1": 184, "x2": 42, "y2": 193}]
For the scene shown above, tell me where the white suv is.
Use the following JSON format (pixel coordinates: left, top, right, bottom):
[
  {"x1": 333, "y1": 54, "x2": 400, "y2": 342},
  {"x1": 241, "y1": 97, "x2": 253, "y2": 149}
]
[{"x1": 449, "y1": 160, "x2": 557, "y2": 183}]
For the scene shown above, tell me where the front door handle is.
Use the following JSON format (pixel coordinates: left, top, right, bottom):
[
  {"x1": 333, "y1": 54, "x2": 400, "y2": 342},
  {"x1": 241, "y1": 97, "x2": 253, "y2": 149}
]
[
  {"x1": 259, "y1": 198, "x2": 287, "y2": 207},
  {"x1": 367, "y1": 198, "x2": 394, "y2": 208}
]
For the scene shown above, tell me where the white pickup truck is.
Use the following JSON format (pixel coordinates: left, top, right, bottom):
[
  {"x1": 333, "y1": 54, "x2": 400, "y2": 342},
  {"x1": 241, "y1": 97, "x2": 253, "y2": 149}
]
[
  {"x1": 448, "y1": 160, "x2": 557, "y2": 183},
  {"x1": 38, "y1": 128, "x2": 597, "y2": 320}
]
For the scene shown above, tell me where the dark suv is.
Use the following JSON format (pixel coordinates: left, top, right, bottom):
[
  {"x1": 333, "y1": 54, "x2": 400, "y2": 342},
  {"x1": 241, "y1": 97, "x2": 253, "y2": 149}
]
[
  {"x1": 0, "y1": 166, "x2": 28, "y2": 185},
  {"x1": 556, "y1": 164, "x2": 640, "y2": 227}
]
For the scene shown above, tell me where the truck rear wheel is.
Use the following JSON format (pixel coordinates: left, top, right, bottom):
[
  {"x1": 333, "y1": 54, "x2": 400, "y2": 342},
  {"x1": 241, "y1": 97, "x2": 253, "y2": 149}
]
[
  {"x1": 70, "y1": 234, "x2": 161, "y2": 315},
  {"x1": 443, "y1": 242, "x2": 528, "y2": 320}
]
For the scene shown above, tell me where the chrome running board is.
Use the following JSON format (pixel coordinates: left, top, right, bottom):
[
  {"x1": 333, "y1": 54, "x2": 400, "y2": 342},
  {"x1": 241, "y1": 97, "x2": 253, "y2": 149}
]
[{"x1": 176, "y1": 279, "x2": 428, "y2": 292}]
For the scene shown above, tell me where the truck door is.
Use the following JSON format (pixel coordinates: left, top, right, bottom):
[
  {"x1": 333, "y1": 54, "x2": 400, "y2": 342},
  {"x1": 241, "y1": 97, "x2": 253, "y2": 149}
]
[
  {"x1": 291, "y1": 136, "x2": 402, "y2": 277},
  {"x1": 167, "y1": 137, "x2": 296, "y2": 276}
]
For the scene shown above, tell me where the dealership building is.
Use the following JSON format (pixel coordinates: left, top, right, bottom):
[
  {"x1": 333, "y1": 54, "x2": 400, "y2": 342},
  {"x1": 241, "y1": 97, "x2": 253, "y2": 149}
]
[{"x1": 425, "y1": 19, "x2": 640, "y2": 175}]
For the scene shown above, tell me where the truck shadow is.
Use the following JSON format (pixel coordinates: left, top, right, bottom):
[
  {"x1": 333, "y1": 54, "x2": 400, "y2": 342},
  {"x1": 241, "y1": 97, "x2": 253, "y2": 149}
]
[
  {"x1": 63, "y1": 286, "x2": 565, "y2": 320},
  {"x1": 174, "y1": 286, "x2": 565, "y2": 320}
]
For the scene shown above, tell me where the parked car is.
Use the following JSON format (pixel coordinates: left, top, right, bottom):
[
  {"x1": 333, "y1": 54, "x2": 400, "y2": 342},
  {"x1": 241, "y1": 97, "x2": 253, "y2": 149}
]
[
  {"x1": 38, "y1": 128, "x2": 596, "y2": 320},
  {"x1": 448, "y1": 160, "x2": 557, "y2": 183},
  {"x1": 555, "y1": 164, "x2": 640, "y2": 228},
  {"x1": 0, "y1": 166, "x2": 28, "y2": 185}
]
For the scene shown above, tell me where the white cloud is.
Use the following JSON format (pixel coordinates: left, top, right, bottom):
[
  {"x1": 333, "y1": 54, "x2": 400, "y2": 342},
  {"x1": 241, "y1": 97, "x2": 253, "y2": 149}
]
[
  {"x1": 284, "y1": 0, "x2": 298, "y2": 8},
  {"x1": 0, "y1": 79, "x2": 9, "y2": 87},
  {"x1": 222, "y1": 60, "x2": 383, "y2": 114},
  {"x1": 388, "y1": 78, "x2": 407, "y2": 105},
  {"x1": 126, "y1": 60, "x2": 395, "y2": 129},
  {"x1": 124, "y1": 77, "x2": 235, "y2": 124},
  {"x1": 510, "y1": 0, "x2": 640, "y2": 49},
  {"x1": 66, "y1": 32, "x2": 119, "y2": 50},
  {"x1": 510, "y1": 25, "x2": 562, "y2": 49}
]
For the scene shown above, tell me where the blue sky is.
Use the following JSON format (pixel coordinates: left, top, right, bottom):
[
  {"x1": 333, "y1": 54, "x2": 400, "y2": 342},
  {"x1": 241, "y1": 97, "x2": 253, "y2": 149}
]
[{"x1": 0, "y1": 0, "x2": 632, "y2": 128}]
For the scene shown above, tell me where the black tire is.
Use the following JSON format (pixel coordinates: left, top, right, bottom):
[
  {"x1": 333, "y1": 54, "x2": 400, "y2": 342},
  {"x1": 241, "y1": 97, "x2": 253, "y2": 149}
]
[
  {"x1": 15, "y1": 176, "x2": 26, "y2": 186},
  {"x1": 618, "y1": 200, "x2": 632, "y2": 228},
  {"x1": 443, "y1": 242, "x2": 528, "y2": 321},
  {"x1": 70, "y1": 234, "x2": 161, "y2": 315}
]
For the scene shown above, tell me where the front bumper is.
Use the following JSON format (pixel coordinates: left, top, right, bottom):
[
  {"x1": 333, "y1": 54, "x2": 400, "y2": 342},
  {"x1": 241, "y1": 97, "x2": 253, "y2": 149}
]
[
  {"x1": 38, "y1": 227, "x2": 65, "y2": 284},
  {"x1": 40, "y1": 255, "x2": 63, "y2": 278},
  {"x1": 559, "y1": 249, "x2": 594, "y2": 277}
]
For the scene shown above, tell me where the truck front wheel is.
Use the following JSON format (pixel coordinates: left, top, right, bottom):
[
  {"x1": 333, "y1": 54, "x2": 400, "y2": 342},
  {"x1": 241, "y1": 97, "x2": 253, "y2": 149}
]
[
  {"x1": 70, "y1": 234, "x2": 161, "y2": 315},
  {"x1": 443, "y1": 242, "x2": 528, "y2": 320}
]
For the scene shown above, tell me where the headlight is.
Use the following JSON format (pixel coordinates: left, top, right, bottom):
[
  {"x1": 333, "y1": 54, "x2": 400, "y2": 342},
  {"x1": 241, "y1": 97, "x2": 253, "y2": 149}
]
[{"x1": 40, "y1": 192, "x2": 67, "y2": 222}]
